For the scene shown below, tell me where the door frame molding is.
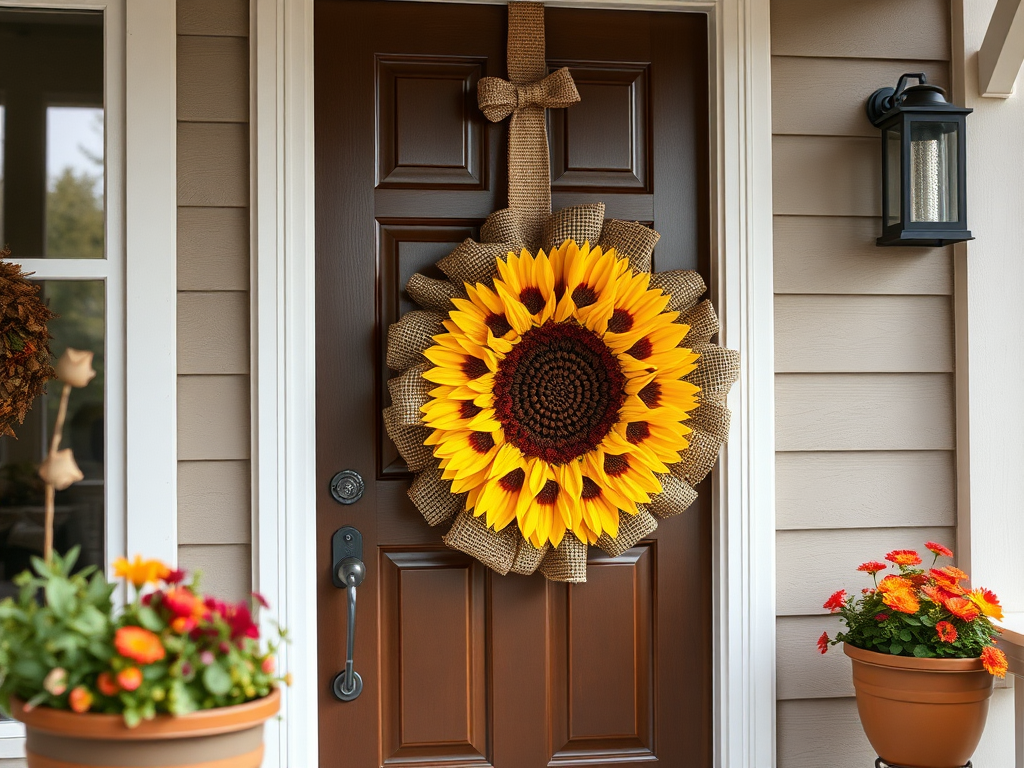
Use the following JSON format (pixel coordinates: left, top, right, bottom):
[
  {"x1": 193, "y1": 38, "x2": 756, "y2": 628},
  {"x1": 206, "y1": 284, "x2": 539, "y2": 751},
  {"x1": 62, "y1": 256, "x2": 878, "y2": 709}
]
[{"x1": 250, "y1": 1, "x2": 776, "y2": 766}]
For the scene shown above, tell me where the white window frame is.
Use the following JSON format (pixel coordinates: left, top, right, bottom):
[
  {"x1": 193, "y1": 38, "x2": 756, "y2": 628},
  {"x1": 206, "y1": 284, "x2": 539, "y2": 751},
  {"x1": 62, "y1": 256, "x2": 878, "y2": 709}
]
[
  {"x1": 251, "y1": 1, "x2": 776, "y2": 766},
  {"x1": 0, "y1": 0, "x2": 176, "y2": 755}
]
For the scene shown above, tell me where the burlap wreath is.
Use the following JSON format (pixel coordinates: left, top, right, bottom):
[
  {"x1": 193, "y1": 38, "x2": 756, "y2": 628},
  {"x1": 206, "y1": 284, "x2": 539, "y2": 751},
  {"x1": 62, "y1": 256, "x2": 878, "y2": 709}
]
[
  {"x1": 385, "y1": 206, "x2": 738, "y2": 582},
  {"x1": 0, "y1": 250, "x2": 56, "y2": 438}
]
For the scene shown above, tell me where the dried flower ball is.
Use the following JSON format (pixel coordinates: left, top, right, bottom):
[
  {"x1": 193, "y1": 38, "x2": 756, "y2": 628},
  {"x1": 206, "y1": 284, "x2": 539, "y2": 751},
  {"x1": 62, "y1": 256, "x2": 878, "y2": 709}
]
[{"x1": 0, "y1": 249, "x2": 56, "y2": 438}]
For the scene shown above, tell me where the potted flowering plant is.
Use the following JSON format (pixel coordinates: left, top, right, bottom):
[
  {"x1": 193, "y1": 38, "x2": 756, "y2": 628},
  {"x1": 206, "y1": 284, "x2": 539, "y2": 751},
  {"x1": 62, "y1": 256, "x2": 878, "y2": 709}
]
[
  {"x1": 819, "y1": 542, "x2": 1006, "y2": 768},
  {"x1": 0, "y1": 548, "x2": 287, "y2": 768}
]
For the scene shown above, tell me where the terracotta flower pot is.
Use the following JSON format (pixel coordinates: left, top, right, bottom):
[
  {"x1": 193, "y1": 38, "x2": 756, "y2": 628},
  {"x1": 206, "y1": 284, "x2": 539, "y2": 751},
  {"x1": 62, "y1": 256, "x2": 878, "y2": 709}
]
[
  {"x1": 10, "y1": 688, "x2": 280, "y2": 768},
  {"x1": 845, "y1": 644, "x2": 993, "y2": 768}
]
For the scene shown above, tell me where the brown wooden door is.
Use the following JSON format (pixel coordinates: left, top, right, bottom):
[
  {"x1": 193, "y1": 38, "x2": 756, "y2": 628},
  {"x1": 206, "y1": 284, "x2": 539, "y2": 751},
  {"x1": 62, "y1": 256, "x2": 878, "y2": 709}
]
[{"x1": 315, "y1": 3, "x2": 710, "y2": 766}]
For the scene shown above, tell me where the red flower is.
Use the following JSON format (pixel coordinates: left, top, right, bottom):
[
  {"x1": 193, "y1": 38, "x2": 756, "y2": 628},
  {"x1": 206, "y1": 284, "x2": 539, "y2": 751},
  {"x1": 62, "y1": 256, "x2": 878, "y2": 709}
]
[
  {"x1": 163, "y1": 587, "x2": 206, "y2": 620},
  {"x1": 817, "y1": 631, "x2": 829, "y2": 654},
  {"x1": 97, "y1": 671, "x2": 120, "y2": 697},
  {"x1": 857, "y1": 561, "x2": 887, "y2": 575},
  {"x1": 875, "y1": 613, "x2": 890, "y2": 622},
  {"x1": 823, "y1": 589, "x2": 847, "y2": 613},
  {"x1": 251, "y1": 591, "x2": 270, "y2": 609},
  {"x1": 925, "y1": 541, "x2": 954, "y2": 558},
  {"x1": 885, "y1": 549, "x2": 922, "y2": 567},
  {"x1": 936, "y1": 620, "x2": 958, "y2": 643},
  {"x1": 982, "y1": 646, "x2": 1008, "y2": 678},
  {"x1": 164, "y1": 568, "x2": 187, "y2": 585}
]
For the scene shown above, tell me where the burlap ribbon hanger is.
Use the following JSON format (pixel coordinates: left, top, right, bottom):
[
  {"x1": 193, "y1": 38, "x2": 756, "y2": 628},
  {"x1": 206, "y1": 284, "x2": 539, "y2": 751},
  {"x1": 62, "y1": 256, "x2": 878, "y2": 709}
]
[{"x1": 382, "y1": 1, "x2": 739, "y2": 582}]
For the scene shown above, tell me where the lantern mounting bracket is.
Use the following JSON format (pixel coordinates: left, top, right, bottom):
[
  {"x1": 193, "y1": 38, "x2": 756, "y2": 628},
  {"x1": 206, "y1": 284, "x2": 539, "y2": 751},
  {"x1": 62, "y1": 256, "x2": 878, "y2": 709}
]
[{"x1": 867, "y1": 73, "x2": 928, "y2": 126}]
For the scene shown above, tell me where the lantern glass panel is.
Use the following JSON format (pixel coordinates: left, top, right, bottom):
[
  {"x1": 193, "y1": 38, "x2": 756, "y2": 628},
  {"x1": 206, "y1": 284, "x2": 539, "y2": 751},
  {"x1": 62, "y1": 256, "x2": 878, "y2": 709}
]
[
  {"x1": 886, "y1": 127, "x2": 902, "y2": 226},
  {"x1": 909, "y1": 121, "x2": 959, "y2": 223}
]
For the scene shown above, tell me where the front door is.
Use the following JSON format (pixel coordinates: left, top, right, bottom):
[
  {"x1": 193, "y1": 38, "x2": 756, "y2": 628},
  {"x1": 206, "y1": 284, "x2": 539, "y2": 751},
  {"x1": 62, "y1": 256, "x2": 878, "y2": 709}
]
[{"x1": 314, "y1": 3, "x2": 710, "y2": 765}]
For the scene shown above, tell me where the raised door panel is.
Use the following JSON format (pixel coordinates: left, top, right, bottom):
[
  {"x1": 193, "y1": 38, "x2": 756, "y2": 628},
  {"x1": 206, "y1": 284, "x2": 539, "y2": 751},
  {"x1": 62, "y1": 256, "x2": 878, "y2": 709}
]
[
  {"x1": 380, "y1": 549, "x2": 492, "y2": 766},
  {"x1": 548, "y1": 546, "x2": 656, "y2": 764},
  {"x1": 377, "y1": 222, "x2": 480, "y2": 478}
]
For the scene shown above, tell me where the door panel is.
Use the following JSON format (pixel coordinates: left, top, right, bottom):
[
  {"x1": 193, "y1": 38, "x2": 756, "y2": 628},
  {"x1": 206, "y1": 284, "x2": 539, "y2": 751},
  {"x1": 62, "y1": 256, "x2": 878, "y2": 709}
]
[{"x1": 315, "y1": 3, "x2": 710, "y2": 766}]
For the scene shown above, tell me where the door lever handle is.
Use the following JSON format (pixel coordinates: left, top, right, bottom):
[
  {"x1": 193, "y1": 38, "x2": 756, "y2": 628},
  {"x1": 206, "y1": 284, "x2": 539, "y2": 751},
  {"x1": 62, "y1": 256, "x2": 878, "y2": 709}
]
[{"x1": 332, "y1": 526, "x2": 365, "y2": 702}]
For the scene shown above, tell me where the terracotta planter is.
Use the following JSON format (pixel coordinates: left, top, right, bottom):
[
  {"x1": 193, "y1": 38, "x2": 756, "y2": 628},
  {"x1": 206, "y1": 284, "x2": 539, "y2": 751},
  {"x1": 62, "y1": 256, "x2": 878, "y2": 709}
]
[
  {"x1": 845, "y1": 644, "x2": 993, "y2": 768},
  {"x1": 10, "y1": 688, "x2": 280, "y2": 768}
]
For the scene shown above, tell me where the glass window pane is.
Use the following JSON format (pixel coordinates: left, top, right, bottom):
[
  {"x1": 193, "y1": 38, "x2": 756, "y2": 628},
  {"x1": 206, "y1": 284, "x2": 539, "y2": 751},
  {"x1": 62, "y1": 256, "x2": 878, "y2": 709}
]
[
  {"x1": 910, "y1": 121, "x2": 959, "y2": 223},
  {"x1": 886, "y1": 127, "x2": 902, "y2": 227},
  {"x1": 47, "y1": 107, "x2": 105, "y2": 259},
  {"x1": 0, "y1": 9, "x2": 104, "y2": 258},
  {"x1": 0, "y1": 280, "x2": 105, "y2": 600}
]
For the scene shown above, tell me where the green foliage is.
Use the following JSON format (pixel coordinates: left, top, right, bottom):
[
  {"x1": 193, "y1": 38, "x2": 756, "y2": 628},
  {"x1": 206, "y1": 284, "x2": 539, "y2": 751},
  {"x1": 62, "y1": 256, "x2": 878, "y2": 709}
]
[
  {"x1": 0, "y1": 548, "x2": 114, "y2": 716},
  {"x1": 0, "y1": 552, "x2": 286, "y2": 726},
  {"x1": 46, "y1": 169, "x2": 104, "y2": 260}
]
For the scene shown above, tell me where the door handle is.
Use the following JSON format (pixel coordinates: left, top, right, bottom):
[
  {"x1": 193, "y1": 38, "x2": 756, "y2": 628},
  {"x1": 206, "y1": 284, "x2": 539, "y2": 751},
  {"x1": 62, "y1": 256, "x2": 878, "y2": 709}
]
[{"x1": 332, "y1": 526, "x2": 365, "y2": 702}]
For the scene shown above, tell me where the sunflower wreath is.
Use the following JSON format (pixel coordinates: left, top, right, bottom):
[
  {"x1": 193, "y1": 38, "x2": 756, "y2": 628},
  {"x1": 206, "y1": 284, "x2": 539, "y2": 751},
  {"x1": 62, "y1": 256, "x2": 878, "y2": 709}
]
[
  {"x1": 384, "y1": 203, "x2": 738, "y2": 583},
  {"x1": 0, "y1": 249, "x2": 56, "y2": 438}
]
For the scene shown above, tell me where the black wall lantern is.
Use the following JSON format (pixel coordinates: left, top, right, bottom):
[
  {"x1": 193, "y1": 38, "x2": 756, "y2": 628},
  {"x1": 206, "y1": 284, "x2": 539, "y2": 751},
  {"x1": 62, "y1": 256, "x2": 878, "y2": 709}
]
[{"x1": 866, "y1": 73, "x2": 972, "y2": 246}]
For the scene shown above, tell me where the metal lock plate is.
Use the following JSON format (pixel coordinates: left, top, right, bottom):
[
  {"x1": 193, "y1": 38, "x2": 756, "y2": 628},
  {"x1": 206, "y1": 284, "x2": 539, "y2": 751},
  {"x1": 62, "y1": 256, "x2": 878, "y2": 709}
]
[{"x1": 330, "y1": 469, "x2": 365, "y2": 505}]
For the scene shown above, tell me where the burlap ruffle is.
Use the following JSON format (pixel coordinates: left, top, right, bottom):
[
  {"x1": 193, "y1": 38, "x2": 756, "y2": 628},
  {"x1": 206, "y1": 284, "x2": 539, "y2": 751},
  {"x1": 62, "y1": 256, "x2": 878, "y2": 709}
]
[{"x1": 597, "y1": 505, "x2": 658, "y2": 557}]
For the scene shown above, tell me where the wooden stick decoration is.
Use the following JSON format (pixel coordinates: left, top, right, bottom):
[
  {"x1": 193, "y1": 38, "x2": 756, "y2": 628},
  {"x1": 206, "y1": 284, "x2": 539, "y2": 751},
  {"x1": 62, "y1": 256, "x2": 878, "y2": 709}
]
[{"x1": 37, "y1": 349, "x2": 95, "y2": 562}]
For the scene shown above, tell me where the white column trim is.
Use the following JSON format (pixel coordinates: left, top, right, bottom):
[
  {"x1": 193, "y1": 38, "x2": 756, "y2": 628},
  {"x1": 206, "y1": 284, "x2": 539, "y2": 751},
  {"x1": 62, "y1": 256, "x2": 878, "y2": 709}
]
[
  {"x1": 251, "y1": 1, "x2": 776, "y2": 766},
  {"x1": 124, "y1": 0, "x2": 178, "y2": 566}
]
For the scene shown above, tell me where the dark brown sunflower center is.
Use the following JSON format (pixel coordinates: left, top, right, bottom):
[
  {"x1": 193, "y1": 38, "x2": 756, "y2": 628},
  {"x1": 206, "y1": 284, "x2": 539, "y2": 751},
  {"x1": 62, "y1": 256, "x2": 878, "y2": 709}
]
[{"x1": 493, "y1": 322, "x2": 626, "y2": 465}]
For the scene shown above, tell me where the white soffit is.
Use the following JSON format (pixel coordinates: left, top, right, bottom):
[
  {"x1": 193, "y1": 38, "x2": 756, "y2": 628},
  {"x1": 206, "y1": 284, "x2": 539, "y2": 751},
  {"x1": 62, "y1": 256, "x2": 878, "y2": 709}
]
[{"x1": 979, "y1": 0, "x2": 1024, "y2": 98}]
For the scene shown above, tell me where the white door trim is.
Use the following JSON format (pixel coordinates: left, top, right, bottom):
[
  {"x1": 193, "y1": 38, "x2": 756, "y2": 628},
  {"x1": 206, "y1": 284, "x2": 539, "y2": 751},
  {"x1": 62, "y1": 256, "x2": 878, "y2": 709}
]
[{"x1": 250, "y1": 1, "x2": 776, "y2": 766}]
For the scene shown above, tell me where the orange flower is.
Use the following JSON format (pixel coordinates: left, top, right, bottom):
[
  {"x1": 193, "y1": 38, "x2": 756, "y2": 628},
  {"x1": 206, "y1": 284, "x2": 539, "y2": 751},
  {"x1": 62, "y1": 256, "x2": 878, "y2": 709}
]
[
  {"x1": 928, "y1": 568, "x2": 966, "y2": 595},
  {"x1": 823, "y1": 589, "x2": 847, "y2": 613},
  {"x1": 69, "y1": 686, "x2": 92, "y2": 713},
  {"x1": 817, "y1": 631, "x2": 829, "y2": 654},
  {"x1": 113, "y1": 556, "x2": 170, "y2": 588},
  {"x1": 936, "y1": 565, "x2": 969, "y2": 582},
  {"x1": 117, "y1": 667, "x2": 143, "y2": 692},
  {"x1": 968, "y1": 588, "x2": 1004, "y2": 620},
  {"x1": 114, "y1": 626, "x2": 166, "y2": 665},
  {"x1": 981, "y1": 645, "x2": 1008, "y2": 678},
  {"x1": 935, "y1": 620, "x2": 958, "y2": 643},
  {"x1": 857, "y1": 561, "x2": 887, "y2": 575},
  {"x1": 885, "y1": 549, "x2": 922, "y2": 567},
  {"x1": 97, "y1": 671, "x2": 120, "y2": 697},
  {"x1": 879, "y1": 575, "x2": 914, "y2": 594},
  {"x1": 171, "y1": 616, "x2": 198, "y2": 634},
  {"x1": 925, "y1": 541, "x2": 954, "y2": 558},
  {"x1": 944, "y1": 596, "x2": 981, "y2": 622},
  {"x1": 882, "y1": 589, "x2": 921, "y2": 614},
  {"x1": 922, "y1": 583, "x2": 959, "y2": 605}
]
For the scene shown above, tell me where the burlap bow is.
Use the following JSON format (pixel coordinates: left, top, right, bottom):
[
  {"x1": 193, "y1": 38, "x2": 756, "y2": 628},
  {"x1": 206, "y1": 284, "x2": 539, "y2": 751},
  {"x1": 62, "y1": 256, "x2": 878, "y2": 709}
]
[
  {"x1": 476, "y1": 2, "x2": 579, "y2": 244},
  {"x1": 477, "y1": 67, "x2": 579, "y2": 123}
]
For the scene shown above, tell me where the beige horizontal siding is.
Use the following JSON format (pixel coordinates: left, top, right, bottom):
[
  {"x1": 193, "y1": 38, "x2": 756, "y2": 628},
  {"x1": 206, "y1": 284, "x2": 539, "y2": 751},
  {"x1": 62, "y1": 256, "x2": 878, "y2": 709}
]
[
  {"x1": 177, "y1": 0, "x2": 251, "y2": 598},
  {"x1": 777, "y1": 615, "x2": 854, "y2": 699},
  {"x1": 774, "y1": 216, "x2": 953, "y2": 295},
  {"x1": 178, "y1": 544, "x2": 251, "y2": 602},
  {"x1": 177, "y1": 36, "x2": 249, "y2": 122},
  {"x1": 177, "y1": 123, "x2": 249, "y2": 207},
  {"x1": 775, "y1": 295, "x2": 954, "y2": 373},
  {"x1": 772, "y1": 57, "x2": 951, "y2": 138},
  {"x1": 777, "y1": 527, "x2": 954, "y2": 616},
  {"x1": 177, "y1": 291, "x2": 250, "y2": 374},
  {"x1": 177, "y1": 207, "x2": 249, "y2": 291},
  {"x1": 771, "y1": 0, "x2": 955, "y2": 762},
  {"x1": 178, "y1": 375, "x2": 251, "y2": 460},
  {"x1": 778, "y1": 699, "x2": 874, "y2": 768},
  {"x1": 770, "y1": 0, "x2": 950, "y2": 60},
  {"x1": 775, "y1": 374, "x2": 955, "y2": 451},
  {"x1": 773, "y1": 135, "x2": 878, "y2": 217},
  {"x1": 177, "y1": 0, "x2": 248, "y2": 36},
  {"x1": 776, "y1": 451, "x2": 955, "y2": 530},
  {"x1": 178, "y1": 460, "x2": 252, "y2": 545}
]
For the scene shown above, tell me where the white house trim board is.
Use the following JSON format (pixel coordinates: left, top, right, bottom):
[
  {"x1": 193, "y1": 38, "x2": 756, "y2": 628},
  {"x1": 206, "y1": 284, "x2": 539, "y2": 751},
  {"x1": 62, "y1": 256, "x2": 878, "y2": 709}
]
[
  {"x1": 979, "y1": 0, "x2": 1024, "y2": 97},
  {"x1": 250, "y1": 0, "x2": 775, "y2": 766}
]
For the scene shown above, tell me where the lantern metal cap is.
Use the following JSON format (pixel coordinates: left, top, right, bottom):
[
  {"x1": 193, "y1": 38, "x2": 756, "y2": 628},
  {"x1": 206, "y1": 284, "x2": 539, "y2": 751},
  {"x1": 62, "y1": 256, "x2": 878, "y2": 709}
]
[{"x1": 867, "y1": 73, "x2": 970, "y2": 126}]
